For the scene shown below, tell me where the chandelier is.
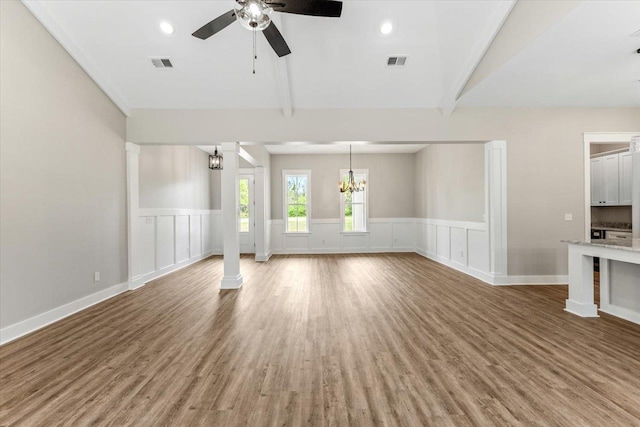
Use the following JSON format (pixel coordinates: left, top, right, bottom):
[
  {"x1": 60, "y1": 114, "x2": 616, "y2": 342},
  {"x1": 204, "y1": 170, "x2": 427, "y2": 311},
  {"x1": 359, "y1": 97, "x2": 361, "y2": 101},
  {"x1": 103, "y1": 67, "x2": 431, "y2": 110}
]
[
  {"x1": 209, "y1": 146, "x2": 223, "y2": 170},
  {"x1": 338, "y1": 145, "x2": 366, "y2": 193}
]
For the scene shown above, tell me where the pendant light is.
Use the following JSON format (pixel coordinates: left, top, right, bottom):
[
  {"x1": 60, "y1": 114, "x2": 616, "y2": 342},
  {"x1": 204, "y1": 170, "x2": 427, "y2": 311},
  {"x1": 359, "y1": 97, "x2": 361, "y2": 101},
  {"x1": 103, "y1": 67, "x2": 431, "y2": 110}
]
[
  {"x1": 209, "y1": 146, "x2": 223, "y2": 170},
  {"x1": 338, "y1": 145, "x2": 366, "y2": 193}
]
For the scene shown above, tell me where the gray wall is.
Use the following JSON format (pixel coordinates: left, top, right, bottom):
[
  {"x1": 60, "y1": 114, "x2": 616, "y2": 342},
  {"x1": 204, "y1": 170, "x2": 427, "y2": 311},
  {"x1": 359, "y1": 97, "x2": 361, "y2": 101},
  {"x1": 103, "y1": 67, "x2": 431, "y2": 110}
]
[
  {"x1": 0, "y1": 2, "x2": 127, "y2": 328},
  {"x1": 415, "y1": 144, "x2": 485, "y2": 222},
  {"x1": 270, "y1": 153, "x2": 415, "y2": 219},
  {"x1": 139, "y1": 146, "x2": 217, "y2": 210}
]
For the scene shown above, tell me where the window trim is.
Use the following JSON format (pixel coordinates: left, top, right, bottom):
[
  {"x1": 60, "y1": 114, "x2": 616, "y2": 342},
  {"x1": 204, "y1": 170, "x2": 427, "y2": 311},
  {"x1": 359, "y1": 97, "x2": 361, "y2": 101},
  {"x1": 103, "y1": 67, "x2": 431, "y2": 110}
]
[
  {"x1": 282, "y1": 169, "x2": 312, "y2": 234},
  {"x1": 340, "y1": 168, "x2": 369, "y2": 233}
]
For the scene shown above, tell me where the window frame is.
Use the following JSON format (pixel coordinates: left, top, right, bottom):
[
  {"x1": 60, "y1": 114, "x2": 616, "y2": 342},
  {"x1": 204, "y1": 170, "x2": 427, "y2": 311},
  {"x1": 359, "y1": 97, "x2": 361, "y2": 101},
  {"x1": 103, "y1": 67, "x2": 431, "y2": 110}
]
[
  {"x1": 282, "y1": 169, "x2": 312, "y2": 234},
  {"x1": 340, "y1": 168, "x2": 369, "y2": 233}
]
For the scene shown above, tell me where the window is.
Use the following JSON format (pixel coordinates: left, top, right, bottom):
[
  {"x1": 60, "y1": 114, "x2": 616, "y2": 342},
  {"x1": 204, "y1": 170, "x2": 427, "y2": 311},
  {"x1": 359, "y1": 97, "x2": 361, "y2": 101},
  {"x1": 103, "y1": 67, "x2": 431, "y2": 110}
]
[
  {"x1": 283, "y1": 170, "x2": 311, "y2": 233},
  {"x1": 239, "y1": 177, "x2": 250, "y2": 233},
  {"x1": 340, "y1": 169, "x2": 368, "y2": 232}
]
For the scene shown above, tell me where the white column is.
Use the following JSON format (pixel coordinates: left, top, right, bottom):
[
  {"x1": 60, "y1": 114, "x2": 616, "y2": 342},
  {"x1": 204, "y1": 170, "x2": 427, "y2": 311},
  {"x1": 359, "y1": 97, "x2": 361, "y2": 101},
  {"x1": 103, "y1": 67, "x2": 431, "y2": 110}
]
[
  {"x1": 485, "y1": 140, "x2": 508, "y2": 283},
  {"x1": 254, "y1": 166, "x2": 269, "y2": 262},
  {"x1": 125, "y1": 142, "x2": 141, "y2": 290},
  {"x1": 631, "y1": 136, "x2": 640, "y2": 240},
  {"x1": 221, "y1": 142, "x2": 243, "y2": 289},
  {"x1": 565, "y1": 244, "x2": 598, "y2": 317}
]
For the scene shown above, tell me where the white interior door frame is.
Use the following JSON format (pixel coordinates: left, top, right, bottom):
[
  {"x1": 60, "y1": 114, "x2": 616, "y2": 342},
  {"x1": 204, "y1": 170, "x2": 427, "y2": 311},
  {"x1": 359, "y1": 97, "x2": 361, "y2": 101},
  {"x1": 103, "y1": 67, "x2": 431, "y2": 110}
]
[{"x1": 583, "y1": 132, "x2": 639, "y2": 240}]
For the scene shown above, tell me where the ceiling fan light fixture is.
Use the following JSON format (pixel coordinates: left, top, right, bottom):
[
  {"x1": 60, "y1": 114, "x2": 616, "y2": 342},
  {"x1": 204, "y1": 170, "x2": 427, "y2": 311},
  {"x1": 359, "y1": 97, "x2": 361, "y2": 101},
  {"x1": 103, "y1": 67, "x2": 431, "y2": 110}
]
[{"x1": 236, "y1": 1, "x2": 273, "y2": 31}]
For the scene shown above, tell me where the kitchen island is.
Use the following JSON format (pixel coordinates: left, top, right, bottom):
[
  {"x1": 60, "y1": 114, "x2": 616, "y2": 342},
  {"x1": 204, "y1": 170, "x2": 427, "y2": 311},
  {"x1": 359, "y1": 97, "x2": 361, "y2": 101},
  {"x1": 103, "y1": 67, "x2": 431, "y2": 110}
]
[{"x1": 564, "y1": 239, "x2": 640, "y2": 324}]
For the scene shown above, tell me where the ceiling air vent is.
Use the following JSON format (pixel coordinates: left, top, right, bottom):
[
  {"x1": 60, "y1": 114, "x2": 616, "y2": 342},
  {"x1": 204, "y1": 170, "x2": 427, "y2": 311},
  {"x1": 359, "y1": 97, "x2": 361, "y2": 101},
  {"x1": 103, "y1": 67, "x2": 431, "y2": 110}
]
[
  {"x1": 387, "y1": 56, "x2": 408, "y2": 67},
  {"x1": 151, "y1": 58, "x2": 173, "y2": 68}
]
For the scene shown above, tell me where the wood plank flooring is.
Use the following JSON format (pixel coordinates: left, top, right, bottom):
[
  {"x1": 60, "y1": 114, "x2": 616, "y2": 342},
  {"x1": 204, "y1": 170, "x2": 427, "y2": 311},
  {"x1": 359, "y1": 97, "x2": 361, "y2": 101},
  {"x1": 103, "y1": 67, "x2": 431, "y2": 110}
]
[{"x1": 1, "y1": 254, "x2": 639, "y2": 426}]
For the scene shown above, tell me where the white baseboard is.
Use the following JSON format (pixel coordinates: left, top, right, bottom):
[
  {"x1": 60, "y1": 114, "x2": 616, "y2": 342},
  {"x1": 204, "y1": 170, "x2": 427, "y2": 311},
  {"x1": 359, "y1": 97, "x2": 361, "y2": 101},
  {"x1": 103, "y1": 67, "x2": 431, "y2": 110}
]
[
  {"x1": 255, "y1": 251, "x2": 272, "y2": 262},
  {"x1": 416, "y1": 249, "x2": 496, "y2": 285},
  {"x1": 600, "y1": 304, "x2": 640, "y2": 325},
  {"x1": 0, "y1": 281, "x2": 129, "y2": 346},
  {"x1": 133, "y1": 250, "x2": 218, "y2": 288},
  {"x1": 501, "y1": 275, "x2": 568, "y2": 285}
]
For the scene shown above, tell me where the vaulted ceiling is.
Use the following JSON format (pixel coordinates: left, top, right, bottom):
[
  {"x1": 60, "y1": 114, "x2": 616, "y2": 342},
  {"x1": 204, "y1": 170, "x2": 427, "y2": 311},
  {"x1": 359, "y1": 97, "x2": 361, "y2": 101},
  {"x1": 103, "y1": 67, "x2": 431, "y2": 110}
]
[{"x1": 23, "y1": 0, "x2": 640, "y2": 115}]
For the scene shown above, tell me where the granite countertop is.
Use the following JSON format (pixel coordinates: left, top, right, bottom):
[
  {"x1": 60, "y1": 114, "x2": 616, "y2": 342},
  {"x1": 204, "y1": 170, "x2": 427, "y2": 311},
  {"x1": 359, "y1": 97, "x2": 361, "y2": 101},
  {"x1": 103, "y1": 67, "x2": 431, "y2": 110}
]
[{"x1": 563, "y1": 239, "x2": 640, "y2": 253}]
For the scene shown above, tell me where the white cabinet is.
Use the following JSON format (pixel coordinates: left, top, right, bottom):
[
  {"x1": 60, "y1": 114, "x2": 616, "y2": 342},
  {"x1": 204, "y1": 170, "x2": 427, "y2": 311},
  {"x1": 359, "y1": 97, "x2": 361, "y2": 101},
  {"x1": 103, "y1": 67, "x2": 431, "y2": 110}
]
[
  {"x1": 603, "y1": 154, "x2": 619, "y2": 205},
  {"x1": 591, "y1": 157, "x2": 604, "y2": 206},
  {"x1": 591, "y1": 152, "x2": 632, "y2": 206},
  {"x1": 619, "y1": 152, "x2": 633, "y2": 205}
]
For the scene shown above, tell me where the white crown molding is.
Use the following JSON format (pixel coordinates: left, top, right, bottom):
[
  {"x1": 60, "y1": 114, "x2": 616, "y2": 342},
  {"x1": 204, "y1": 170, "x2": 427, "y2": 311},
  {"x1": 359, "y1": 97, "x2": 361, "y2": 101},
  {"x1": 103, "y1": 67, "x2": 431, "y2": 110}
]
[{"x1": 22, "y1": 0, "x2": 131, "y2": 116}]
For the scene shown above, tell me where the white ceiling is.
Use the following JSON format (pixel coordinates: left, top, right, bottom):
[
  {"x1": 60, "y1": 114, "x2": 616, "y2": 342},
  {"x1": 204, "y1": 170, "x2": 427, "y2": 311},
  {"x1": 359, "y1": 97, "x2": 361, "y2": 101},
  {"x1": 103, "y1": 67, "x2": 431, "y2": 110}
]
[
  {"x1": 460, "y1": 1, "x2": 640, "y2": 107},
  {"x1": 25, "y1": 0, "x2": 640, "y2": 111},
  {"x1": 27, "y1": 0, "x2": 509, "y2": 110},
  {"x1": 198, "y1": 143, "x2": 428, "y2": 155}
]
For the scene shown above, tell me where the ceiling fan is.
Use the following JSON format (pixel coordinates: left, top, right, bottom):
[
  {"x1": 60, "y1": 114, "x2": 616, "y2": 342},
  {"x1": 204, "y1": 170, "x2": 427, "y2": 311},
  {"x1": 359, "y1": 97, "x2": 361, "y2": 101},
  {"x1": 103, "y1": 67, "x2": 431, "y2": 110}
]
[{"x1": 192, "y1": 0, "x2": 343, "y2": 58}]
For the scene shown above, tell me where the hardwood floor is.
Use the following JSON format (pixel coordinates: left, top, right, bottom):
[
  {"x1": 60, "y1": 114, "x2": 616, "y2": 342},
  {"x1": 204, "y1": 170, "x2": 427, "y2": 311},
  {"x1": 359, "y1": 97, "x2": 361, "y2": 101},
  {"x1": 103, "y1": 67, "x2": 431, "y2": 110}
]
[{"x1": 1, "y1": 254, "x2": 639, "y2": 426}]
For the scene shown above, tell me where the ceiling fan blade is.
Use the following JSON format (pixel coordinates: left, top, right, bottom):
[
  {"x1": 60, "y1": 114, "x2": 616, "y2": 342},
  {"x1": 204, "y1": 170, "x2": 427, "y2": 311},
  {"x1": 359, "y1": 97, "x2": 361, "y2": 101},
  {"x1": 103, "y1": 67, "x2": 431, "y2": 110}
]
[
  {"x1": 262, "y1": 22, "x2": 291, "y2": 57},
  {"x1": 267, "y1": 0, "x2": 342, "y2": 18},
  {"x1": 192, "y1": 10, "x2": 236, "y2": 40}
]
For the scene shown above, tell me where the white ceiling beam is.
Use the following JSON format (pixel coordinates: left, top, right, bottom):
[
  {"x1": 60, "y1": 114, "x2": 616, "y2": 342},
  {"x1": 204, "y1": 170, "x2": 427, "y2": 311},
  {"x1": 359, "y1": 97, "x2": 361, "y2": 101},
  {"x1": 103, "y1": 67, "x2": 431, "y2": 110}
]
[
  {"x1": 22, "y1": 0, "x2": 131, "y2": 116},
  {"x1": 439, "y1": 0, "x2": 516, "y2": 116},
  {"x1": 460, "y1": 0, "x2": 582, "y2": 99},
  {"x1": 271, "y1": 14, "x2": 293, "y2": 118},
  {"x1": 239, "y1": 147, "x2": 260, "y2": 167}
]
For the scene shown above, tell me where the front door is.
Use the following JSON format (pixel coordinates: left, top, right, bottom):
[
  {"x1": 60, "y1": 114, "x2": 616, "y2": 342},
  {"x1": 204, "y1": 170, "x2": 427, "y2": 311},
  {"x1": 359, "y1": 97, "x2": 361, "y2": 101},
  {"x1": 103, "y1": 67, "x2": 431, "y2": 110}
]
[{"x1": 238, "y1": 175, "x2": 255, "y2": 254}]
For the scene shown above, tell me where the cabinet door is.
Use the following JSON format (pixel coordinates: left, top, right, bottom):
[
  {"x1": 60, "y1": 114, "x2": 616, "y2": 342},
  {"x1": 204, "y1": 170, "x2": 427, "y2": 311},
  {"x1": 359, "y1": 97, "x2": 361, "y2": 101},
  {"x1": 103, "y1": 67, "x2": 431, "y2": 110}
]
[
  {"x1": 619, "y1": 152, "x2": 633, "y2": 205},
  {"x1": 603, "y1": 154, "x2": 619, "y2": 205},
  {"x1": 591, "y1": 157, "x2": 603, "y2": 206}
]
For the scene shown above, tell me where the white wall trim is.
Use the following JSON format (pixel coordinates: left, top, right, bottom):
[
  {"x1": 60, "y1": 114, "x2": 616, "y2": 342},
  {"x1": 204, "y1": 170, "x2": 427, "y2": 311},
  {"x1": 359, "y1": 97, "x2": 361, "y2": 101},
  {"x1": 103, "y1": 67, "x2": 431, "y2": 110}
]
[
  {"x1": 599, "y1": 305, "x2": 640, "y2": 325},
  {"x1": 0, "y1": 281, "x2": 129, "y2": 346},
  {"x1": 139, "y1": 208, "x2": 221, "y2": 217},
  {"x1": 132, "y1": 251, "x2": 219, "y2": 289},
  {"x1": 22, "y1": 1, "x2": 131, "y2": 116},
  {"x1": 500, "y1": 275, "x2": 568, "y2": 285}
]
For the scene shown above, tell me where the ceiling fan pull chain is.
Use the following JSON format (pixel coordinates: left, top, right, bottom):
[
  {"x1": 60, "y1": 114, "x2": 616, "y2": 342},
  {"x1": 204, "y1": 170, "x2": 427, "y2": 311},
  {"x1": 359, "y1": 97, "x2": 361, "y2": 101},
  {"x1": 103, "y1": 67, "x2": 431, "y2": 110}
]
[{"x1": 252, "y1": 28, "x2": 257, "y2": 74}]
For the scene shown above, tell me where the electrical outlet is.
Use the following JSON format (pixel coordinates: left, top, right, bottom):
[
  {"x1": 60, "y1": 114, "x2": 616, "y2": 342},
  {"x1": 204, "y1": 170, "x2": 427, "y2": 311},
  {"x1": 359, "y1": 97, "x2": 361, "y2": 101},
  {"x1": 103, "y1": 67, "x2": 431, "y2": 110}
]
[
  {"x1": 94, "y1": 272, "x2": 100, "y2": 282},
  {"x1": 565, "y1": 213, "x2": 573, "y2": 221}
]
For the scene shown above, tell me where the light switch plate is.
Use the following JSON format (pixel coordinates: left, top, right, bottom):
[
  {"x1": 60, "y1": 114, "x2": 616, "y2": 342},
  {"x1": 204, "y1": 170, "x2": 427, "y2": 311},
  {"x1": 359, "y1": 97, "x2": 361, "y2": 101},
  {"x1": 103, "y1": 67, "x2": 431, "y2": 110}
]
[
  {"x1": 94, "y1": 272, "x2": 100, "y2": 282},
  {"x1": 565, "y1": 213, "x2": 573, "y2": 221}
]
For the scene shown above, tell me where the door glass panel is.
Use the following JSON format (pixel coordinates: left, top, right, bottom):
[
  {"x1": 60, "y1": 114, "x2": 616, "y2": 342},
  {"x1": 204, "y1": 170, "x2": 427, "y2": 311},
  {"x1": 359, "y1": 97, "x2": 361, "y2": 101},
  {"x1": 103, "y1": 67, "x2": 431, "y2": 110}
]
[{"x1": 239, "y1": 178, "x2": 250, "y2": 233}]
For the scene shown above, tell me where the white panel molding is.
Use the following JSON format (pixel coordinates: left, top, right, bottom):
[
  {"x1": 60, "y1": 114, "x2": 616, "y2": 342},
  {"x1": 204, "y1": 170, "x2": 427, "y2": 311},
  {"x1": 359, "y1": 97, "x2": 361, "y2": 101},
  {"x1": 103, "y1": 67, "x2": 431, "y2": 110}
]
[
  {"x1": 133, "y1": 209, "x2": 222, "y2": 289},
  {"x1": 0, "y1": 281, "x2": 129, "y2": 345},
  {"x1": 22, "y1": 0, "x2": 131, "y2": 116}
]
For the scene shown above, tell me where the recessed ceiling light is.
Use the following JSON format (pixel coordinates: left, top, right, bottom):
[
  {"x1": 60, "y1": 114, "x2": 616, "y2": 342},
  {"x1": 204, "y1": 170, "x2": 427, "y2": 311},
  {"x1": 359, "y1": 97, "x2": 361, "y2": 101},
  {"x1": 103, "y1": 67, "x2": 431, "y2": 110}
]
[
  {"x1": 380, "y1": 21, "x2": 393, "y2": 35},
  {"x1": 160, "y1": 21, "x2": 175, "y2": 35}
]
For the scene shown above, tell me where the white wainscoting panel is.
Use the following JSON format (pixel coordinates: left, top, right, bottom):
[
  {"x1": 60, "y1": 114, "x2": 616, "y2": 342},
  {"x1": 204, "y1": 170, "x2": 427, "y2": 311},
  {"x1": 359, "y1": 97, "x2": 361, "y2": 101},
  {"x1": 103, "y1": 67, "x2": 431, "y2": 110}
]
[
  {"x1": 436, "y1": 226, "x2": 451, "y2": 260},
  {"x1": 156, "y1": 216, "x2": 175, "y2": 270},
  {"x1": 271, "y1": 218, "x2": 418, "y2": 254},
  {"x1": 133, "y1": 209, "x2": 221, "y2": 288},
  {"x1": 175, "y1": 215, "x2": 190, "y2": 263},
  {"x1": 415, "y1": 219, "x2": 495, "y2": 284}
]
